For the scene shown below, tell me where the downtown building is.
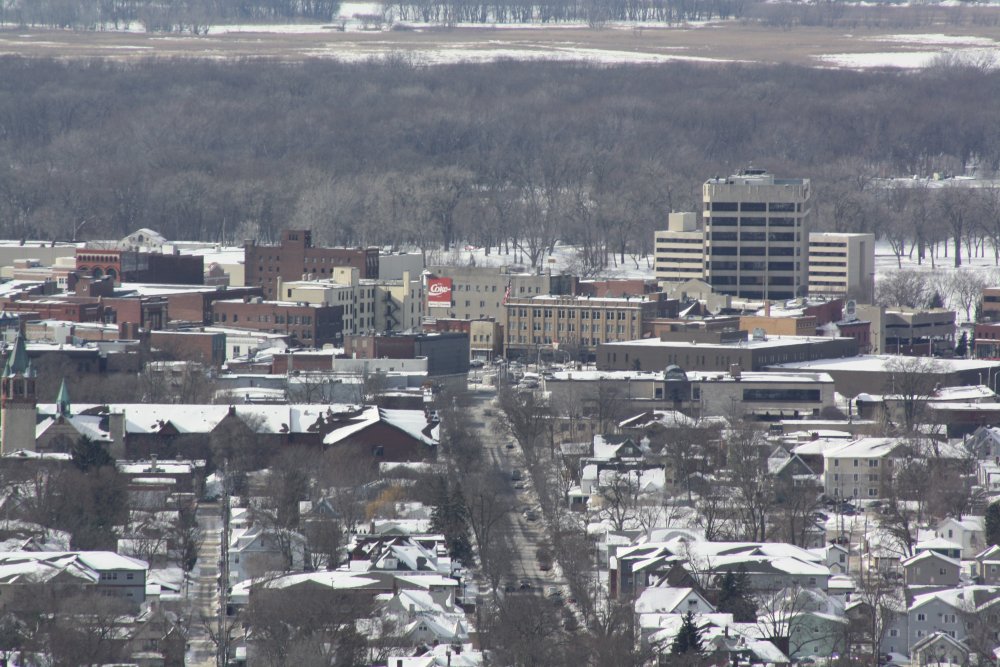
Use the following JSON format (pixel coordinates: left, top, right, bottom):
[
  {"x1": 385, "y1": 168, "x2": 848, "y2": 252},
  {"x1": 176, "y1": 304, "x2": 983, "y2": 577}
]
[{"x1": 702, "y1": 168, "x2": 811, "y2": 301}]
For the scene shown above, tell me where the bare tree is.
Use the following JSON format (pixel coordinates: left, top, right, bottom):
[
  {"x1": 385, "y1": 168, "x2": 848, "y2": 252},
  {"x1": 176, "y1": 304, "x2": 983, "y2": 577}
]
[
  {"x1": 948, "y1": 268, "x2": 988, "y2": 321},
  {"x1": 884, "y1": 356, "x2": 942, "y2": 433},
  {"x1": 725, "y1": 422, "x2": 773, "y2": 542}
]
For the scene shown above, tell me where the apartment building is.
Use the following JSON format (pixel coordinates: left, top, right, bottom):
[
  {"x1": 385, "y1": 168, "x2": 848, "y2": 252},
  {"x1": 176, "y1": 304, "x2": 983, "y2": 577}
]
[
  {"x1": 279, "y1": 269, "x2": 423, "y2": 337},
  {"x1": 822, "y1": 437, "x2": 906, "y2": 500},
  {"x1": 654, "y1": 212, "x2": 705, "y2": 285},
  {"x1": 703, "y1": 168, "x2": 810, "y2": 301},
  {"x1": 424, "y1": 265, "x2": 574, "y2": 322},
  {"x1": 808, "y1": 232, "x2": 875, "y2": 302},
  {"x1": 503, "y1": 293, "x2": 673, "y2": 361},
  {"x1": 243, "y1": 230, "x2": 379, "y2": 299}
]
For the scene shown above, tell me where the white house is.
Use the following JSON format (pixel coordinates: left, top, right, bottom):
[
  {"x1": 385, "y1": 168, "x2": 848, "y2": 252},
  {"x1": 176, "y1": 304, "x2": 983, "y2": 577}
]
[
  {"x1": 934, "y1": 516, "x2": 986, "y2": 560},
  {"x1": 822, "y1": 437, "x2": 906, "y2": 500}
]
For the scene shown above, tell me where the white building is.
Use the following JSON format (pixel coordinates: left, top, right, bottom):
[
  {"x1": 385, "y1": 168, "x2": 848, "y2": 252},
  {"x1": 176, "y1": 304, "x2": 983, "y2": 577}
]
[
  {"x1": 654, "y1": 212, "x2": 705, "y2": 285},
  {"x1": 807, "y1": 232, "x2": 875, "y2": 302},
  {"x1": 822, "y1": 437, "x2": 906, "y2": 500}
]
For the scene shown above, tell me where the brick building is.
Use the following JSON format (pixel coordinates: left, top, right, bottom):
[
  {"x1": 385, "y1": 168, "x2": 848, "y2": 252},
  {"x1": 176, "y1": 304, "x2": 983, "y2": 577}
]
[
  {"x1": 149, "y1": 330, "x2": 226, "y2": 366},
  {"x1": 503, "y1": 293, "x2": 676, "y2": 361},
  {"x1": 165, "y1": 286, "x2": 264, "y2": 325},
  {"x1": 75, "y1": 248, "x2": 203, "y2": 286},
  {"x1": 244, "y1": 230, "x2": 379, "y2": 299},
  {"x1": 211, "y1": 298, "x2": 345, "y2": 347},
  {"x1": 344, "y1": 332, "x2": 469, "y2": 376}
]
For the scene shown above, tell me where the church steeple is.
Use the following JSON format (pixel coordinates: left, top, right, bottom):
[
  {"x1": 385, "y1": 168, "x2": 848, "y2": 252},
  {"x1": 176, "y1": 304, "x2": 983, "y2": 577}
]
[
  {"x1": 1, "y1": 334, "x2": 38, "y2": 456},
  {"x1": 56, "y1": 378, "x2": 71, "y2": 418},
  {"x1": 3, "y1": 334, "x2": 29, "y2": 378}
]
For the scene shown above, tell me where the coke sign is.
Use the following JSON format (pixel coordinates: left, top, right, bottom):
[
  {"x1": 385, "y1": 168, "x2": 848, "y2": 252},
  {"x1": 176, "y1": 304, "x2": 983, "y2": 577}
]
[{"x1": 428, "y1": 278, "x2": 452, "y2": 307}]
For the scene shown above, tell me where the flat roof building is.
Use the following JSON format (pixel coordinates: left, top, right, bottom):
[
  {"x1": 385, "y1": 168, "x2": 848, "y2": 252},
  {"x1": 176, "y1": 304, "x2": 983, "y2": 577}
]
[
  {"x1": 703, "y1": 168, "x2": 810, "y2": 301},
  {"x1": 808, "y1": 232, "x2": 875, "y2": 302},
  {"x1": 654, "y1": 212, "x2": 705, "y2": 285},
  {"x1": 597, "y1": 332, "x2": 857, "y2": 373}
]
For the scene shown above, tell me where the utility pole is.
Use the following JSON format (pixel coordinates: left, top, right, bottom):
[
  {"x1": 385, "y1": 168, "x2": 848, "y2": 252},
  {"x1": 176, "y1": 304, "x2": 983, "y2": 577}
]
[{"x1": 218, "y1": 459, "x2": 231, "y2": 667}]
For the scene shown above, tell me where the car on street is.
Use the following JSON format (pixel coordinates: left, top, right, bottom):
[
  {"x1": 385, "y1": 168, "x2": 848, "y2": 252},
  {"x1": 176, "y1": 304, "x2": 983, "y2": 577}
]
[
  {"x1": 523, "y1": 509, "x2": 539, "y2": 522},
  {"x1": 470, "y1": 359, "x2": 486, "y2": 368},
  {"x1": 518, "y1": 580, "x2": 532, "y2": 591}
]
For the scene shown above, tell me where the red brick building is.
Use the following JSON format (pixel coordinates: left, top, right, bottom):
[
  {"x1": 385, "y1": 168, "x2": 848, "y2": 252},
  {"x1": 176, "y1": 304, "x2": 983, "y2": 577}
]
[
  {"x1": 211, "y1": 298, "x2": 345, "y2": 347},
  {"x1": 76, "y1": 248, "x2": 203, "y2": 286},
  {"x1": 166, "y1": 286, "x2": 264, "y2": 325},
  {"x1": 150, "y1": 330, "x2": 226, "y2": 366},
  {"x1": 244, "y1": 230, "x2": 379, "y2": 299}
]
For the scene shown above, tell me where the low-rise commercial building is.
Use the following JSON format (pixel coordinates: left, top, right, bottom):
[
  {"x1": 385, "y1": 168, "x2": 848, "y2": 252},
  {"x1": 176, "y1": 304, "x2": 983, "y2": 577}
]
[
  {"x1": 505, "y1": 293, "x2": 676, "y2": 361},
  {"x1": 597, "y1": 332, "x2": 857, "y2": 373},
  {"x1": 211, "y1": 298, "x2": 345, "y2": 347}
]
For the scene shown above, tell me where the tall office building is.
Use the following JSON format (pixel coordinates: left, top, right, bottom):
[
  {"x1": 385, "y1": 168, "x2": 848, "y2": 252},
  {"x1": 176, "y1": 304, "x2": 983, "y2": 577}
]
[
  {"x1": 808, "y1": 232, "x2": 875, "y2": 302},
  {"x1": 654, "y1": 212, "x2": 705, "y2": 285},
  {"x1": 703, "y1": 168, "x2": 810, "y2": 301}
]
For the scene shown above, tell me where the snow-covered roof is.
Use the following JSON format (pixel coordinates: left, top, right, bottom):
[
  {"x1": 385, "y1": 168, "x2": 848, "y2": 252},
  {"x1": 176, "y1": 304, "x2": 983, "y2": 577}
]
[
  {"x1": 634, "y1": 586, "x2": 712, "y2": 614},
  {"x1": 773, "y1": 355, "x2": 1000, "y2": 373},
  {"x1": 323, "y1": 406, "x2": 438, "y2": 446},
  {"x1": 901, "y1": 550, "x2": 960, "y2": 569},
  {"x1": 823, "y1": 437, "x2": 905, "y2": 459}
]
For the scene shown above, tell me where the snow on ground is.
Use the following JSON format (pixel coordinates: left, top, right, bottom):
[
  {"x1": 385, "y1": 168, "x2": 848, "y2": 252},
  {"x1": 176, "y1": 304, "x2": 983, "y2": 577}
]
[
  {"x1": 304, "y1": 42, "x2": 739, "y2": 65},
  {"x1": 866, "y1": 33, "x2": 998, "y2": 46}
]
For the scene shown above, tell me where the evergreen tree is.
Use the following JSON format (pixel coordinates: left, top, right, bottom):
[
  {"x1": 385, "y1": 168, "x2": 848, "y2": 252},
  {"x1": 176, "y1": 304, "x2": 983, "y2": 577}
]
[
  {"x1": 71, "y1": 436, "x2": 113, "y2": 472},
  {"x1": 430, "y1": 477, "x2": 474, "y2": 565},
  {"x1": 717, "y1": 567, "x2": 757, "y2": 622},
  {"x1": 928, "y1": 291, "x2": 945, "y2": 309},
  {"x1": 955, "y1": 331, "x2": 968, "y2": 358},
  {"x1": 987, "y1": 501, "x2": 1000, "y2": 548},
  {"x1": 670, "y1": 611, "x2": 703, "y2": 655}
]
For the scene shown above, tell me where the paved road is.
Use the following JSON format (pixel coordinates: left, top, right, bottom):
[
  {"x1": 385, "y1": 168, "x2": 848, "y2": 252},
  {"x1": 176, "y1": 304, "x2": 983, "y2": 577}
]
[
  {"x1": 467, "y1": 390, "x2": 565, "y2": 599},
  {"x1": 186, "y1": 503, "x2": 223, "y2": 667}
]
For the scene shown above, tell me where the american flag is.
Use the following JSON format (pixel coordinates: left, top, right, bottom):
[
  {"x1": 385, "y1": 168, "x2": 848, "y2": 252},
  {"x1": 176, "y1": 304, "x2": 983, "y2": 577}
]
[{"x1": 502, "y1": 279, "x2": 512, "y2": 305}]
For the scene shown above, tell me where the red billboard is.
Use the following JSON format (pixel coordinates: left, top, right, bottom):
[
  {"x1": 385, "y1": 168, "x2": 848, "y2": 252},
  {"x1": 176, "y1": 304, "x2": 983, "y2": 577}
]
[{"x1": 427, "y1": 277, "x2": 453, "y2": 308}]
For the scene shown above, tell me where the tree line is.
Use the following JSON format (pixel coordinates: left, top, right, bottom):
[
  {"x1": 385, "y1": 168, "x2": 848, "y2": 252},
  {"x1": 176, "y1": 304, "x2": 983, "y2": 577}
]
[
  {"x1": 2, "y1": 57, "x2": 1000, "y2": 270},
  {"x1": 0, "y1": 0, "x2": 341, "y2": 31}
]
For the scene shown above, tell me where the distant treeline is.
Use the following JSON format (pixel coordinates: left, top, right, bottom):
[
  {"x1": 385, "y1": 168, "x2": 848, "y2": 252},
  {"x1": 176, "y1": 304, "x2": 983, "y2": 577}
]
[
  {"x1": 5, "y1": 0, "x2": 1000, "y2": 29},
  {"x1": 1, "y1": 58, "x2": 999, "y2": 272},
  {"x1": 0, "y1": 1, "x2": 341, "y2": 31}
]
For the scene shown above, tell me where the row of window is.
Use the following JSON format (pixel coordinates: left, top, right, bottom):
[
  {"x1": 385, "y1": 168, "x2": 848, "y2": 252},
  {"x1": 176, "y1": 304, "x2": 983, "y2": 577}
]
[
  {"x1": 706, "y1": 201, "x2": 800, "y2": 212},
  {"x1": 213, "y1": 312, "x2": 313, "y2": 325},
  {"x1": 707, "y1": 246, "x2": 799, "y2": 256},
  {"x1": 709, "y1": 232, "x2": 799, "y2": 242},
  {"x1": 708, "y1": 216, "x2": 799, "y2": 227}
]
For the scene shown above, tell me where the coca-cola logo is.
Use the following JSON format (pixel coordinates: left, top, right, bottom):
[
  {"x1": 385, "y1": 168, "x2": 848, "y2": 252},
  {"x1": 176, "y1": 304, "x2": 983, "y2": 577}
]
[{"x1": 429, "y1": 282, "x2": 451, "y2": 295}]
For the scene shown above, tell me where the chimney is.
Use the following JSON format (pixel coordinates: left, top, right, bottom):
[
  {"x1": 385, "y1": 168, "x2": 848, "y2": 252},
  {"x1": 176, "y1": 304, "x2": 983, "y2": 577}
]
[{"x1": 765, "y1": 300, "x2": 771, "y2": 317}]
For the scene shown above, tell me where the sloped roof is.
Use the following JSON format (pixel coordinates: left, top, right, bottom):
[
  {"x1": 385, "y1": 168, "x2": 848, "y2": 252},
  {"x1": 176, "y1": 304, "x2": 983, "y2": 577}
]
[
  {"x1": 635, "y1": 586, "x2": 713, "y2": 614},
  {"x1": 323, "y1": 406, "x2": 438, "y2": 447}
]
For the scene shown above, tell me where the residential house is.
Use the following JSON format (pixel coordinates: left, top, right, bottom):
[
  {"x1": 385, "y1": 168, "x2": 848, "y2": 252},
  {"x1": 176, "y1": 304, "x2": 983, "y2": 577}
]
[
  {"x1": 228, "y1": 526, "x2": 307, "y2": 585},
  {"x1": 822, "y1": 437, "x2": 907, "y2": 500},
  {"x1": 910, "y1": 632, "x2": 970, "y2": 667},
  {"x1": 935, "y1": 516, "x2": 986, "y2": 560},
  {"x1": 907, "y1": 586, "x2": 1000, "y2": 648},
  {"x1": 901, "y1": 551, "x2": 961, "y2": 589},
  {"x1": 974, "y1": 545, "x2": 1000, "y2": 584},
  {"x1": 0, "y1": 551, "x2": 147, "y2": 609}
]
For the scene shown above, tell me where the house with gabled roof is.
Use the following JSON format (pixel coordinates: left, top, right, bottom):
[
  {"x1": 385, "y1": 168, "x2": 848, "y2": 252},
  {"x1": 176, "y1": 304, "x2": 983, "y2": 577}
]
[
  {"x1": 910, "y1": 631, "x2": 969, "y2": 667},
  {"x1": 935, "y1": 515, "x2": 986, "y2": 559},
  {"x1": 823, "y1": 437, "x2": 907, "y2": 501},
  {"x1": 901, "y1": 550, "x2": 961, "y2": 590},
  {"x1": 974, "y1": 544, "x2": 1000, "y2": 584}
]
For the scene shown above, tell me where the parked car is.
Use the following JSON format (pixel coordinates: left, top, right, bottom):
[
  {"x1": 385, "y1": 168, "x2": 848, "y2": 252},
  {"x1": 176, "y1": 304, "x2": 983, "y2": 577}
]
[
  {"x1": 470, "y1": 359, "x2": 486, "y2": 368},
  {"x1": 524, "y1": 510, "x2": 539, "y2": 522},
  {"x1": 511, "y1": 470, "x2": 523, "y2": 481},
  {"x1": 518, "y1": 579, "x2": 532, "y2": 591}
]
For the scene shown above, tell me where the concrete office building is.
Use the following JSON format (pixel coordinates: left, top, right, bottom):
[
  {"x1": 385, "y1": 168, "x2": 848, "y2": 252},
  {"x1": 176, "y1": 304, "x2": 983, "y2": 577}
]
[
  {"x1": 808, "y1": 233, "x2": 875, "y2": 302},
  {"x1": 654, "y1": 212, "x2": 705, "y2": 285},
  {"x1": 703, "y1": 168, "x2": 810, "y2": 301}
]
